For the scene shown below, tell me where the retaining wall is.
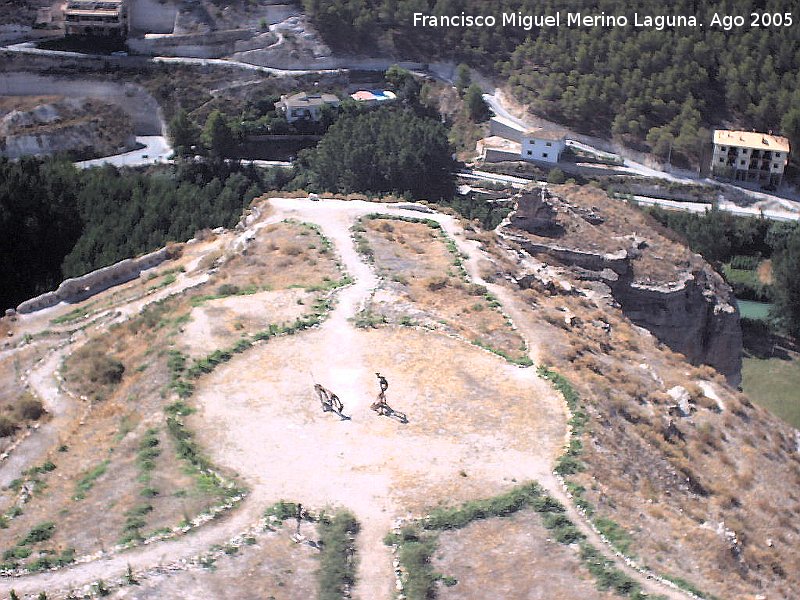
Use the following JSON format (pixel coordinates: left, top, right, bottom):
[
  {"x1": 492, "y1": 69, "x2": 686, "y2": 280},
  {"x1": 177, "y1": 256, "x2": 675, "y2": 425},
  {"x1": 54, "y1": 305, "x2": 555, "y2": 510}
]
[
  {"x1": 489, "y1": 117, "x2": 526, "y2": 143},
  {"x1": 128, "y1": 29, "x2": 253, "y2": 58},
  {"x1": 128, "y1": 0, "x2": 179, "y2": 34}
]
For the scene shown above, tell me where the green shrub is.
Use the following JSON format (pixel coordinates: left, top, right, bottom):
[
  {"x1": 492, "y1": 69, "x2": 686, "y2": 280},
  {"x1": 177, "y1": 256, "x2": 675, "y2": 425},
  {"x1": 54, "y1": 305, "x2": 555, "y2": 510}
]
[
  {"x1": 264, "y1": 500, "x2": 298, "y2": 522},
  {"x1": 555, "y1": 454, "x2": 585, "y2": 475},
  {"x1": 17, "y1": 393, "x2": 45, "y2": 421},
  {"x1": 424, "y1": 483, "x2": 543, "y2": 530},
  {"x1": 20, "y1": 521, "x2": 56, "y2": 545},
  {"x1": 547, "y1": 168, "x2": 566, "y2": 184},
  {"x1": 0, "y1": 415, "x2": 19, "y2": 437},
  {"x1": 217, "y1": 283, "x2": 240, "y2": 296},
  {"x1": 730, "y1": 255, "x2": 760, "y2": 270},
  {"x1": 73, "y1": 460, "x2": 110, "y2": 500},
  {"x1": 395, "y1": 526, "x2": 438, "y2": 600},
  {"x1": 579, "y1": 543, "x2": 643, "y2": 596},
  {"x1": 87, "y1": 354, "x2": 125, "y2": 386},
  {"x1": 661, "y1": 573, "x2": 715, "y2": 599},
  {"x1": 594, "y1": 516, "x2": 633, "y2": 555},
  {"x1": 3, "y1": 547, "x2": 31, "y2": 560},
  {"x1": 317, "y1": 510, "x2": 359, "y2": 600},
  {"x1": 542, "y1": 513, "x2": 584, "y2": 544},
  {"x1": 28, "y1": 556, "x2": 53, "y2": 571}
]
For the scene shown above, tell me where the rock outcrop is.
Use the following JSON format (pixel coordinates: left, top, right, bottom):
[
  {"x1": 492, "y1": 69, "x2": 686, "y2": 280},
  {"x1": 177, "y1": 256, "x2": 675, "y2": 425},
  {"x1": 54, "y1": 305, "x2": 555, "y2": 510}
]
[
  {"x1": 503, "y1": 185, "x2": 742, "y2": 386},
  {"x1": 0, "y1": 97, "x2": 135, "y2": 159}
]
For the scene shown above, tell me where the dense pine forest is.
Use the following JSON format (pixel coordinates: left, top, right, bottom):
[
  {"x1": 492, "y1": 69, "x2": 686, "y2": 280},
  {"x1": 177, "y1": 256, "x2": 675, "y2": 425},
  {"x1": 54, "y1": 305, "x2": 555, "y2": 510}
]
[
  {"x1": 302, "y1": 0, "x2": 800, "y2": 167},
  {"x1": 0, "y1": 159, "x2": 289, "y2": 309}
]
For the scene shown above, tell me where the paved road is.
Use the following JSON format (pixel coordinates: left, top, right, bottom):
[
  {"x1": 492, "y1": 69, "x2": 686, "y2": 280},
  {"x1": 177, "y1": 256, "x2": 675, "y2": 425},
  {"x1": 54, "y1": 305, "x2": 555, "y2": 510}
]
[
  {"x1": 75, "y1": 135, "x2": 172, "y2": 169},
  {"x1": 7, "y1": 36, "x2": 800, "y2": 222},
  {"x1": 632, "y1": 195, "x2": 799, "y2": 222},
  {"x1": 481, "y1": 91, "x2": 800, "y2": 215},
  {"x1": 459, "y1": 169, "x2": 532, "y2": 189}
]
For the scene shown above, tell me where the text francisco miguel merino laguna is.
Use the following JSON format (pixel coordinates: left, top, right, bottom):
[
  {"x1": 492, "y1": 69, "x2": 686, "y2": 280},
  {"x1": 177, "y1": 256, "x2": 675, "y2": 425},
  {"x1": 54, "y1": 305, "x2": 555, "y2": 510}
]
[{"x1": 413, "y1": 12, "x2": 740, "y2": 31}]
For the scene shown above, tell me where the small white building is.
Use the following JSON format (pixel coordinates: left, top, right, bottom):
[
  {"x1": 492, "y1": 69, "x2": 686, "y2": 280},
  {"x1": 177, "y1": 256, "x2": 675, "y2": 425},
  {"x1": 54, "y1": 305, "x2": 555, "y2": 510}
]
[
  {"x1": 521, "y1": 128, "x2": 567, "y2": 163},
  {"x1": 711, "y1": 129, "x2": 790, "y2": 186},
  {"x1": 479, "y1": 117, "x2": 568, "y2": 164},
  {"x1": 275, "y1": 92, "x2": 341, "y2": 123}
]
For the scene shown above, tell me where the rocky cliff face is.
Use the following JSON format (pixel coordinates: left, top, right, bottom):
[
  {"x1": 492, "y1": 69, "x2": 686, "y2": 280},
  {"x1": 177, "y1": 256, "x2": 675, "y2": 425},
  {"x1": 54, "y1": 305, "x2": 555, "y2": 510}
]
[
  {"x1": 502, "y1": 185, "x2": 742, "y2": 385},
  {"x1": 0, "y1": 97, "x2": 135, "y2": 159}
]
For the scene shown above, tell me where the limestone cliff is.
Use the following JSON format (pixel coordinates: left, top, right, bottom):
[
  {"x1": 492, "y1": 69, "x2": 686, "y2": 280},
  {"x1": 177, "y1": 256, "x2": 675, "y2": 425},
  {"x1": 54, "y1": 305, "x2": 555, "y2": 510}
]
[
  {"x1": 502, "y1": 184, "x2": 742, "y2": 385},
  {"x1": 0, "y1": 97, "x2": 135, "y2": 159}
]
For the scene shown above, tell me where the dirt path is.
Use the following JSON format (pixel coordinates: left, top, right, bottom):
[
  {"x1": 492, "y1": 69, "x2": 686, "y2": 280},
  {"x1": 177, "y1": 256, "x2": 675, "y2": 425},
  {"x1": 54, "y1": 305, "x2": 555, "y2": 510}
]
[
  {"x1": 0, "y1": 262, "x2": 213, "y2": 494},
  {"x1": 0, "y1": 198, "x2": 689, "y2": 600},
  {"x1": 0, "y1": 342, "x2": 79, "y2": 490}
]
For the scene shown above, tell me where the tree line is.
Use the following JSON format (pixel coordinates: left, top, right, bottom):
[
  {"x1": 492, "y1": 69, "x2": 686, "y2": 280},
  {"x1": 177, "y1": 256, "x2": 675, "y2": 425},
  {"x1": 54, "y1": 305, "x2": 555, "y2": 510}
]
[
  {"x1": 0, "y1": 158, "x2": 289, "y2": 309},
  {"x1": 647, "y1": 206, "x2": 800, "y2": 337},
  {"x1": 1, "y1": 86, "x2": 456, "y2": 311}
]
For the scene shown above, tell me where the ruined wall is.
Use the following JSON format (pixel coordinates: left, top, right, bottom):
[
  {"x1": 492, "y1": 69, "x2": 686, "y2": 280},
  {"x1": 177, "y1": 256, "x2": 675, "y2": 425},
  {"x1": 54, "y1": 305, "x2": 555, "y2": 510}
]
[
  {"x1": 504, "y1": 188, "x2": 742, "y2": 385},
  {"x1": 516, "y1": 240, "x2": 629, "y2": 277},
  {"x1": 16, "y1": 247, "x2": 172, "y2": 314}
]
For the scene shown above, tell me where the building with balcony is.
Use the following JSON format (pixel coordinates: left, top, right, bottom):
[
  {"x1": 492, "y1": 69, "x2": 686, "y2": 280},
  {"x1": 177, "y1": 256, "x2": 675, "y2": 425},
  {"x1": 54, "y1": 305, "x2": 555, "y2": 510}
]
[
  {"x1": 64, "y1": 0, "x2": 127, "y2": 37},
  {"x1": 711, "y1": 129, "x2": 790, "y2": 187}
]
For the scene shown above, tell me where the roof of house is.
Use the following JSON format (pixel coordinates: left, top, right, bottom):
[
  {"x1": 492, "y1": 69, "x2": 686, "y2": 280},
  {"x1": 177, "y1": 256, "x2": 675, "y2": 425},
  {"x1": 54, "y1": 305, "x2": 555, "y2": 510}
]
[
  {"x1": 66, "y1": 0, "x2": 123, "y2": 10},
  {"x1": 490, "y1": 115, "x2": 527, "y2": 133},
  {"x1": 280, "y1": 92, "x2": 340, "y2": 108},
  {"x1": 351, "y1": 91, "x2": 374, "y2": 101},
  {"x1": 524, "y1": 127, "x2": 567, "y2": 142},
  {"x1": 714, "y1": 130, "x2": 790, "y2": 153}
]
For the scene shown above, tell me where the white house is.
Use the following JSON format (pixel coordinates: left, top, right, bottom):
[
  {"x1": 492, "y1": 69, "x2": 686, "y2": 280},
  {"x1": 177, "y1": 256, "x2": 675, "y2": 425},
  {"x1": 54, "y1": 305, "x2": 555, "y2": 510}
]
[
  {"x1": 275, "y1": 92, "x2": 341, "y2": 123},
  {"x1": 521, "y1": 128, "x2": 567, "y2": 163},
  {"x1": 711, "y1": 129, "x2": 790, "y2": 186},
  {"x1": 478, "y1": 117, "x2": 568, "y2": 164}
]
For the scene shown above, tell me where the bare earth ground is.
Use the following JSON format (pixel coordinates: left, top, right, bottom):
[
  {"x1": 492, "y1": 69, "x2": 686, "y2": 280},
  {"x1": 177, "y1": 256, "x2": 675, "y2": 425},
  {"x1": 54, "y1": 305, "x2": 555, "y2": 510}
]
[
  {"x1": 180, "y1": 288, "x2": 312, "y2": 358},
  {"x1": 433, "y1": 511, "x2": 617, "y2": 600},
  {"x1": 108, "y1": 523, "x2": 318, "y2": 600},
  {"x1": 190, "y1": 326, "x2": 563, "y2": 598},
  {"x1": 0, "y1": 197, "x2": 692, "y2": 599}
]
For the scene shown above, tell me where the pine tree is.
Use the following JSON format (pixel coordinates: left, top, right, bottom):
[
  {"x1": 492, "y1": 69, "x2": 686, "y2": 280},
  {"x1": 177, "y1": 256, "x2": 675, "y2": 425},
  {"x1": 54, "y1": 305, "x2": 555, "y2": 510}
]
[
  {"x1": 464, "y1": 84, "x2": 489, "y2": 122},
  {"x1": 201, "y1": 110, "x2": 235, "y2": 158},
  {"x1": 169, "y1": 109, "x2": 199, "y2": 156}
]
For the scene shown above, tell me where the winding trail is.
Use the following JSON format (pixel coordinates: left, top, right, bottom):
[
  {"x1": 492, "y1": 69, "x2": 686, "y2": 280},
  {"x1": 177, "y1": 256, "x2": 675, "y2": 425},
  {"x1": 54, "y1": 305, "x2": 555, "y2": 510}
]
[{"x1": 1, "y1": 198, "x2": 689, "y2": 600}]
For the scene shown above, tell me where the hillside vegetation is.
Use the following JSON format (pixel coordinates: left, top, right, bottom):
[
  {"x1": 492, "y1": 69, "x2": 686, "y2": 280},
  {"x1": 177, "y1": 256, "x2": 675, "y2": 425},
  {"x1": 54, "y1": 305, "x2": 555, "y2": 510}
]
[
  {"x1": 0, "y1": 158, "x2": 289, "y2": 309},
  {"x1": 302, "y1": 0, "x2": 800, "y2": 167},
  {"x1": 646, "y1": 206, "x2": 800, "y2": 337}
]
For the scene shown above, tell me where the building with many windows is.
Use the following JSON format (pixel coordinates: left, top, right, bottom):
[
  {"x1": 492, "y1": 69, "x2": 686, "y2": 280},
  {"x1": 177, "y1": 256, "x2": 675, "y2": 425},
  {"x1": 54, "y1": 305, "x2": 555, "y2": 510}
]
[
  {"x1": 64, "y1": 0, "x2": 127, "y2": 36},
  {"x1": 711, "y1": 129, "x2": 790, "y2": 187}
]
